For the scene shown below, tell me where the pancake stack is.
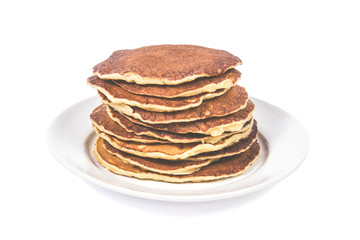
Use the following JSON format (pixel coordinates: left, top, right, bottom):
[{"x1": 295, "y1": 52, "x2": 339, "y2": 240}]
[{"x1": 87, "y1": 45, "x2": 260, "y2": 183}]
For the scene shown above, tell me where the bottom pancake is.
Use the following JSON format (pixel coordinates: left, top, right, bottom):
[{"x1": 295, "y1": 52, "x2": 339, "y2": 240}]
[{"x1": 93, "y1": 137, "x2": 260, "y2": 183}]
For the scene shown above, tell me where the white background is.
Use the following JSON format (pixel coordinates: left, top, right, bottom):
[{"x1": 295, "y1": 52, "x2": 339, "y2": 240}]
[{"x1": 1, "y1": 0, "x2": 359, "y2": 239}]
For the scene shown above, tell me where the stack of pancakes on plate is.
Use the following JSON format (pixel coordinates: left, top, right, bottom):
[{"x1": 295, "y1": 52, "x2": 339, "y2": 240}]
[{"x1": 87, "y1": 45, "x2": 260, "y2": 183}]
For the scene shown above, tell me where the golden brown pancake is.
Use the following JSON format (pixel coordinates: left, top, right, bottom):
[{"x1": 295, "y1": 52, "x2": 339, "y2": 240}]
[
  {"x1": 113, "y1": 69, "x2": 241, "y2": 98},
  {"x1": 105, "y1": 104, "x2": 251, "y2": 143},
  {"x1": 103, "y1": 85, "x2": 248, "y2": 124},
  {"x1": 89, "y1": 45, "x2": 259, "y2": 183},
  {"x1": 94, "y1": 137, "x2": 260, "y2": 183},
  {"x1": 88, "y1": 76, "x2": 227, "y2": 112},
  {"x1": 93, "y1": 45, "x2": 242, "y2": 85},
  {"x1": 108, "y1": 100, "x2": 255, "y2": 136},
  {"x1": 102, "y1": 139, "x2": 215, "y2": 175},
  {"x1": 187, "y1": 120, "x2": 258, "y2": 161},
  {"x1": 90, "y1": 105, "x2": 168, "y2": 143},
  {"x1": 95, "y1": 126, "x2": 253, "y2": 160}
]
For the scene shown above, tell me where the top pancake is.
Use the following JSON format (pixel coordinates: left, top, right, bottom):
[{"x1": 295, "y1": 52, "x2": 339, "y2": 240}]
[
  {"x1": 92, "y1": 45, "x2": 242, "y2": 85},
  {"x1": 113, "y1": 69, "x2": 241, "y2": 98}
]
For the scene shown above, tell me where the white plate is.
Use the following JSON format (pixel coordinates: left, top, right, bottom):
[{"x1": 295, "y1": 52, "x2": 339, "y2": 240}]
[{"x1": 47, "y1": 96, "x2": 309, "y2": 202}]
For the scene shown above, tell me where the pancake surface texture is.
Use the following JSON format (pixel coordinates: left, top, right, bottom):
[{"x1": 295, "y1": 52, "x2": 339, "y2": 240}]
[{"x1": 93, "y1": 45, "x2": 242, "y2": 85}]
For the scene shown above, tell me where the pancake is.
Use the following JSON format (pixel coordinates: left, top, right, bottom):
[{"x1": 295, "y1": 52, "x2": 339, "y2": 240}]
[
  {"x1": 105, "y1": 105, "x2": 251, "y2": 143},
  {"x1": 108, "y1": 100, "x2": 255, "y2": 136},
  {"x1": 187, "y1": 120, "x2": 258, "y2": 161},
  {"x1": 93, "y1": 44, "x2": 242, "y2": 85},
  {"x1": 95, "y1": 126, "x2": 253, "y2": 160},
  {"x1": 113, "y1": 69, "x2": 241, "y2": 98},
  {"x1": 88, "y1": 76, "x2": 227, "y2": 112},
  {"x1": 90, "y1": 105, "x2": 168, "y2": 143},
  {"x1": 103, "y1": 85, "x2": 248, "y2": 124},
  {"x1": 94, "y1": 137, "x2": 260, "y2": 183},
  {"x1": 102, "y1": 139, "x2": 215, "y2": 175}
]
